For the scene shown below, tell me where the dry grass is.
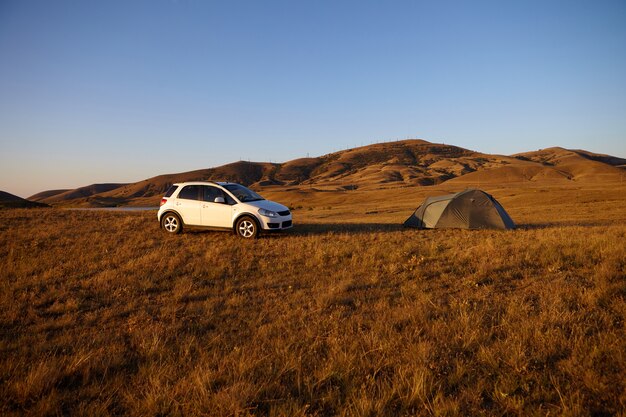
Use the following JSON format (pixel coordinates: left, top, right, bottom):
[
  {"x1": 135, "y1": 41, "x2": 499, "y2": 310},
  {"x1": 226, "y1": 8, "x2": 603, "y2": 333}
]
[{"x1": 1, "y1": 183, "x2": 625, "y2": 416}]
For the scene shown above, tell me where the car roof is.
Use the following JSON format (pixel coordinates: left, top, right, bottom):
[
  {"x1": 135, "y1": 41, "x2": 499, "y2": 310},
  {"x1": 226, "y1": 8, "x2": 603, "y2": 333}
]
[{"x1": 172, "y1": 181, "x2": 237, "y2": 186}]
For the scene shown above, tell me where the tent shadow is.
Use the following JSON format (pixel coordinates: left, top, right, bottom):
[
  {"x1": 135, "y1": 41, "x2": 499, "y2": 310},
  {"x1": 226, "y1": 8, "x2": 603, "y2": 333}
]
[
  {"x1": 515, "y1": 221, "x2": 616, "y2": 230},
  {"x1": 515, "y1": 223, "x2": 556, "y2": 230}
]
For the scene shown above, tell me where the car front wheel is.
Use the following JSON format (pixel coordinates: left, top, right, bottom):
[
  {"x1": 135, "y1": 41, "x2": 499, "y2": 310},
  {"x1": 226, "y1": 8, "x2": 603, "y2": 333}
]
[
  {"x1": 161, "y1": 213, "x2": 182, "y2": 234},
  {"x1": 235, "y1": 216, "x2": 258, "y2": 239}
]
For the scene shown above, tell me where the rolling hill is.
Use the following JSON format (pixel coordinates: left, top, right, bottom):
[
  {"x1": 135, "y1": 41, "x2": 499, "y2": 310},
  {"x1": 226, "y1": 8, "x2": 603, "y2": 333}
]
[
  {"x1": 28, "y1": 189, "x2": 71, "y2": 201},
  {"x1": 32, "y1": 183, "x2": 129, "y2": 205},
  {"x1": 513, "y1": 147, "x2": 626, "y2": 181},
  {"x1": 0, "y1": 191, "x2": 49, "y2": 208},
  {"x1": 28, "y1": 140, "x2": 625, "y2": 206}
]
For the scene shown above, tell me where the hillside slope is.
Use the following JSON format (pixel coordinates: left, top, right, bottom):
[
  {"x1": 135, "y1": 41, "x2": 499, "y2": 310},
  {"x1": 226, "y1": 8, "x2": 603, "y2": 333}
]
[
  {"x1": 514, "y1": 147, "x2": 626, "y2": 181},
  {"x1": 91, "y1": 162, "x2": 278, "y2": 204},
  {"x1": 447, "y1": 147, "x2": 625, "y2": 185},
  {"x1": 35, "y1": 183, "x2": 128, "y2": 205},
  {"x1": 0, "y1": 191, "x2": 49, "y2": 208},
  {"x1": 28, "y1": 189, "x2": 70, "y2": 201},
  {"x1": 274, "y1": 140, "x2": 486, "y2": 187}
]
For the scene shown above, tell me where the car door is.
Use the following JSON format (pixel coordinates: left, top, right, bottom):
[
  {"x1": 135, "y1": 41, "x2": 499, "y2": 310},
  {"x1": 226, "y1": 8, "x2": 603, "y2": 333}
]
[
  {"x1": 200, "y1": 185, "x2": 233, "y2": 228},
  {"x1": 174, "y1": 185, "x2": 202, "y2": 225}
]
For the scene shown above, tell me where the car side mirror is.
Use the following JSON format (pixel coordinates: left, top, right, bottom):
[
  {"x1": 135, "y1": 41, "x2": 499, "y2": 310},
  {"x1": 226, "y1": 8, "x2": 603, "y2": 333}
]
[{"x1": 214, "y1": 196, "x2": 225, "y2": 204}]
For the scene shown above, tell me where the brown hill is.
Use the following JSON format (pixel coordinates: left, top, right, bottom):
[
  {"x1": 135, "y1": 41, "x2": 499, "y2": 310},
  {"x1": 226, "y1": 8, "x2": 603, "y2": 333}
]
[
  {"x1": 568, "y1": 149, "x2": 626, "y2": 167},
  {"x1": 513, "y1": 147, "x2": 626, "y2": 181},
  {"x1": 91, "y1": 162, "x2": 278, "y2": 204},
  {"x1": 28, "y1": 189, "x2": 70, "y2": 202},
  {"x1": 0, "y1": 191, "x2": 49, "y2": 208},
  {"x1": 274, "y1": 140, "x2": 485, "y2": 187},
  {"x1": 448, "y1": 147, "x2": 626, "y2": 186},
  {"x1": 38, "y1": 183, "x2": 128, "y2": 204},
  {"x1": 31, "y1": 140, "x2": 625, "y2": 206}
]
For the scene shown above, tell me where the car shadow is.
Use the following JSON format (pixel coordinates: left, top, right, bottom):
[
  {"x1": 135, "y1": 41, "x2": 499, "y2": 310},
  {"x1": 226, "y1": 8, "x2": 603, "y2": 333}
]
[{"x1": 276, "y1": 222, "x2": 404, "y2": 236}]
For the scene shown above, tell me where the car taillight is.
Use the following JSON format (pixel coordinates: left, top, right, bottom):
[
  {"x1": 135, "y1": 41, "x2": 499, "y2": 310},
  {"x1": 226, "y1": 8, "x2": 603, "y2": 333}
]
[{"x1": 160, "y1": 198, "x2": 167, "y2": 206}]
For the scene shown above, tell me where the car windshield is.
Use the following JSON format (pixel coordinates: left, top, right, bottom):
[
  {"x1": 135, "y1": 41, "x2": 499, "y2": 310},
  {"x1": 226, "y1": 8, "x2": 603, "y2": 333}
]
[{"x1": 223, "y1": 184, "x2": 264, "y2": 202}]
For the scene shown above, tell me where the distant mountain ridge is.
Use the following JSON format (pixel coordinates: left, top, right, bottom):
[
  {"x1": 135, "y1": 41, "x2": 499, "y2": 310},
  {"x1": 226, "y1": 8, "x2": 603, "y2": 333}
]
[{"x1": 27, "y1": 139, "x2": 625, "y2": 207}]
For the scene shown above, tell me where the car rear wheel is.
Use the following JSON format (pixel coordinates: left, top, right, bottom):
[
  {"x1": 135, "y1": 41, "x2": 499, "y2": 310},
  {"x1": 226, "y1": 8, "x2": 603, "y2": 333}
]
[
  {"x1": 236, "y1": 216, "x2": 258, "y2": 239},
  {"x1": 162, "y1": 213, "x2": 182, "y2": 234}
]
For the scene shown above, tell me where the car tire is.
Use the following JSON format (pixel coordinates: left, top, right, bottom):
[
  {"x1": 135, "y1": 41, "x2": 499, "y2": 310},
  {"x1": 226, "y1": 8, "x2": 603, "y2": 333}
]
[
  {"x1": 161, "y1": 212, "x2": 182, "y2": 234},
  {"x1": 235, "y1": 216, "x2": 258, "y2": 239}
]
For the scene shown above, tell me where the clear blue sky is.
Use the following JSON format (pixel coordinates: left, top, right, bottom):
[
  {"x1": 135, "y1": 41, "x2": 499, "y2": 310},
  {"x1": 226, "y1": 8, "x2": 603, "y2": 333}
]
[{"x1": 1, "y1": 0, "x2": 625, "y2": 197}]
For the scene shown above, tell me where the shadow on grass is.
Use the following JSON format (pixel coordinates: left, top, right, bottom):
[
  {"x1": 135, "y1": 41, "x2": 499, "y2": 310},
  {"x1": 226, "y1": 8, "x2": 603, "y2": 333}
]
[
  {"x1": 515, "y1": 221, "x2": 619, "y2": 230},
  {"x1": 180, "y1": 223, "x2": 404, "y2": 238},
  {"x1": 184, "y1": 222, "x2": 620, "y2": 239},
  {"x1": 516, "y1": 223, "x2": 560, "y2": 230},
  {"x1": 283, "y1": 222, "x2": 404, "y2": 236}
]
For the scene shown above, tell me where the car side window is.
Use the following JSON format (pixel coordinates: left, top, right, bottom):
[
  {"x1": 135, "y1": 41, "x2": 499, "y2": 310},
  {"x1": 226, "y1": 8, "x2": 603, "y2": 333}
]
[
  {"x1": 202, "y1": 186, "x2": 237, "y2": 205},
  {"x1": 178, "y1": 185, "x2": 200, "y2": 200},
  {"x1": 202, "y1": 186, "x2": 222, "y2": 203}
]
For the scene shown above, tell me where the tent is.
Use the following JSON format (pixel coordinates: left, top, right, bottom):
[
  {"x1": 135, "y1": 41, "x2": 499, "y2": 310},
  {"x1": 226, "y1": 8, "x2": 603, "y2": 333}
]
[{"x1": 403, "y1": 189, "x2": 515, "y2": 230}]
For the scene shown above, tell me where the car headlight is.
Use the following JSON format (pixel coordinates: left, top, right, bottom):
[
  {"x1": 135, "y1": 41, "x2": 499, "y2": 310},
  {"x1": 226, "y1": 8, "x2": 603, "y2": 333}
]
[{"x1": 258, "y1": 208, "x2": 279, "y2": 218}]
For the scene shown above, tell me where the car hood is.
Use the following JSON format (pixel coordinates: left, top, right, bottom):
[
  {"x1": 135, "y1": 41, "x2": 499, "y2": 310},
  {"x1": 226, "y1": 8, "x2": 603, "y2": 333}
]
[{"x1": 243, "y1": 200, "x2": 289, "y2": 212}]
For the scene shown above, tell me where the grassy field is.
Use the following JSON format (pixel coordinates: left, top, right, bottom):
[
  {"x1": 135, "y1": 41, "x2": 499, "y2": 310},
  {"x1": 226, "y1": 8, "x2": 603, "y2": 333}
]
[{"x1": 1, "y1": 183, "x2": 625, "y2": 416}]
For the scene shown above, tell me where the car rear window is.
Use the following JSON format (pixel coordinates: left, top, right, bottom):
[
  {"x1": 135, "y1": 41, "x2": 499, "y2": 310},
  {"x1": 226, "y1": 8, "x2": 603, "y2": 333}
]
[{"x1": 164, "y1": 185, "x2": 178, "y2": 198}]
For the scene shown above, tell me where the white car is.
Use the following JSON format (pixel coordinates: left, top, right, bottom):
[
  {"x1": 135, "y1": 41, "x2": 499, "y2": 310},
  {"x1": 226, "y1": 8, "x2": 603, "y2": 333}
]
[{"x1": 157, "y1": 181, "x2": 292, "y2": 238}]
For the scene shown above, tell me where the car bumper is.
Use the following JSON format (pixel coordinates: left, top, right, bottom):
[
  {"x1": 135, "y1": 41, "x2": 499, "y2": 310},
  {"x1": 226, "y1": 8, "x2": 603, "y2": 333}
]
[{"x1": 258, "y1": 215, "x2": 293, "y2": 230}]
